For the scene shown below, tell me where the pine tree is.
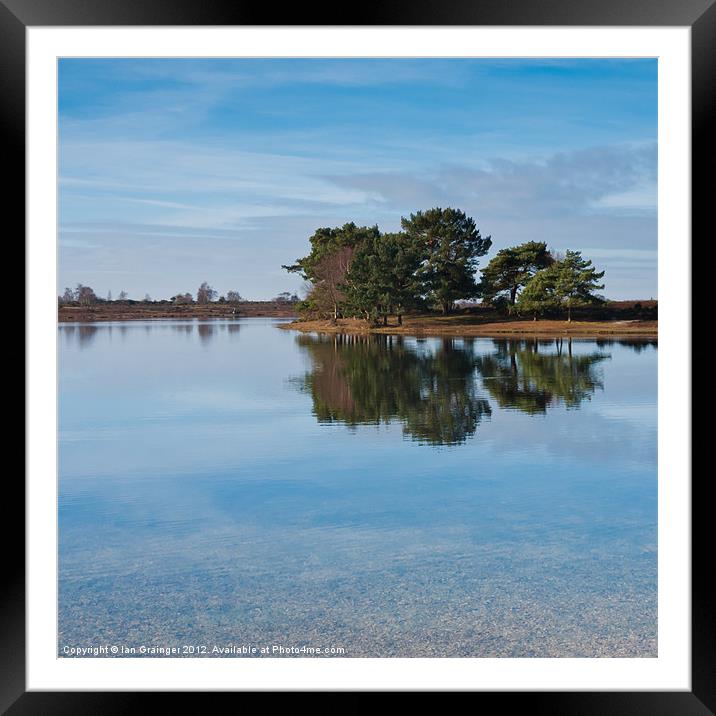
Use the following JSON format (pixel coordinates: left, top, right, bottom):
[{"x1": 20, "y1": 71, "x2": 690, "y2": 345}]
[
  {"x1": 479, "y1": 241, "x2": 553, "y2": 306},
  {"x1": 516, "y1": 250, "x2": 605, "y2": 321},
  {"x1": 346, "y1": 232, "x2": 423, "y2": 325},
  {"x1": 401, "y1": 207, "x2": 491, "y2": 314}
]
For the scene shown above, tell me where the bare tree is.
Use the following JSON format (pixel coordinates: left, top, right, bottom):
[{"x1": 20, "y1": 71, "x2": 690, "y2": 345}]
[
  {"x1": 106, "y1": 290, "x2": 112, "y2": 302},
  {"x1": 74, "y1": 284, "x2": 97, "y2": 306},
  {"x1": 59, "y1": 287, "x2": 74, "y2": 305},
  {"x1": 172, "y1": 292, "x2": 193, "y2": 304},
  {"x1": 313, "y1": 246, "x2": 354, "y2": 321},
  {"x1": 196, "y1": 282, "x2": 217, "y2": 305},
  {"x1": 144, "y1": 293, "x2": 152, "y2": 302},
  {"x1": 226, "y1": 290, "x2": 242, "y2": 304},
  {"x1": 117, "y1": 290, "x2": 128, "y2": 301}
]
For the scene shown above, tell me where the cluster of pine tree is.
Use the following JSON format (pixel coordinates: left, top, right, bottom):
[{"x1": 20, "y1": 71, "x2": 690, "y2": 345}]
[
  {"x1": 283, "y1": 207, "x2": 491, "y2": 324},
  {"x1": 479, "y1": 243, "x2": 606, "y2": 321},
  {"x1": 283, "y1": 207, "x2": 604, "y2": 324}
]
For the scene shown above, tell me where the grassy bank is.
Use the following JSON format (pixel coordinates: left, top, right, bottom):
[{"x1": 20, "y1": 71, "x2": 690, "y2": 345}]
[
  {"x1": 58, "y1": 301, "x2": 298, "y2": 323},
  {"x1": 281, "y1": 316, "x2": 657, "y2": 337},
  {"x1": 280, "y1": 301, "x2": 658, "y2": 338}
]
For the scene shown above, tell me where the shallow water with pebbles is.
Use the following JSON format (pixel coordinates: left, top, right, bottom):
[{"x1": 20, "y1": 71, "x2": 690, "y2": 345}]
[{"x1": 59, "y1": 319, "x2": 657, "y2": 657}]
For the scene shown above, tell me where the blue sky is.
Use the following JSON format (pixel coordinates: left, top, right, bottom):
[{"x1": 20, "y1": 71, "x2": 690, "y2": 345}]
[{"x1": 58, "y1": 58, "x2": 657, "y2": 300}]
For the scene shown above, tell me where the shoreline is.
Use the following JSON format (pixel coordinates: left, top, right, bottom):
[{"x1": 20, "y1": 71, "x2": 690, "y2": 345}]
[
  {"x1": 58, "y1": 303, "x2": 657, "y2": 338},
  {"x1": 58, "y1": 302, "x2": 298, "y2": 323},
  {"x1": 279, "y1": 316, "x2": 658, "y2": 339}
]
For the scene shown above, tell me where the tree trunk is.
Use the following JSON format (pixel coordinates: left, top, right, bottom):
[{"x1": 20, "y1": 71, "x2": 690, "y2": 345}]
[
  {"x1": 567, "y1": 305, "x2": 572, "y2": 322},
  {"x1": 510, "y1": 286, "x2": 518, "y2": 305},
  {"x1": 397, "y1": 314, "x2": 402, "y2": 326},
  {"x1": 383, "y1": 314, "x2": 388, "y2": 327}
]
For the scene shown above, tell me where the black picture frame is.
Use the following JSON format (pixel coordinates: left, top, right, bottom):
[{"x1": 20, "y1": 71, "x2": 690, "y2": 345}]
[{"x1": 6, "y1": 0, "x2": 707, "y2": 708}]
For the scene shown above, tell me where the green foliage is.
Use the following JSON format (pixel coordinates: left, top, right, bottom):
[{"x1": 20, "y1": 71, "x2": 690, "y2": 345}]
[
  {"x1": 515, "y1": 268, "x2": 561, "y2": 317},
  {"x1": 344, "y1": 231, "x2": 424, "y2": 322},
  {"x1": 554, "y1": 250, "x2": 606, "y2": 315},
  {"x1": 282, "y1": 223, "x2": 380, "y2": 282},
  {"x1": 282, "y1": 211, "x2": 608, "y2": 325},
  {"x1": 401, "y1": 207, "x2": 491, "y2": 314},
  {"x1": 480, "y1": 241, "x2": 553, "y2": 306},
  {"x1": 283, "y1": 223, "x2": 379, "y2": 320},
  {"x1": 516, "y1": 249, "x2": 605, "y2": 320},
  {"x1": 284, "y1": 210, "x2": 491, "y2": 323}
]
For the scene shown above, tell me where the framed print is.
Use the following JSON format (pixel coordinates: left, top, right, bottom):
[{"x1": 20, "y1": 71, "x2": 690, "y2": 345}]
[{"x1": 7, "y1": 0, "x2": 709, "y2": 708}]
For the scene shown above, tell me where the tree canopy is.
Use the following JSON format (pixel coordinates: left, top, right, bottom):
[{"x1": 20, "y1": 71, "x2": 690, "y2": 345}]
[
  {"x1": 345, "y1": 231, "x2": 424, "y2": 324},
  {"x1": 282, "y1": 223, "x2": 380, "y2": 282},
  {"x1": 283, "y1": 208, "x2": 492, "y2": 322},
  {"x1": 517, "y1": 250, "x2": 605, "y2": 321},
  {"x1": 284, "y1": 223, "x2": 380, "y2": 321},
  {"x1": 282, "y1": 209, "x2": 606, "y2": 324},
  {"x1": 401, "y1": 207, "x2": 492, "y2": 314},
  {"x1": 480, "y1": 241, "x2": 553, "y2": 306}
]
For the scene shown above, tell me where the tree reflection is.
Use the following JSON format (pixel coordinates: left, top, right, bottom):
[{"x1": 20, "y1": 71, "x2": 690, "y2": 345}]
[
  {"x1": 295, "y1": 334, "x2": 490, "y2": 446},
  {"x1": 595, "y1": 337, "x2": 657, "y2": 352},
  {"x1": 59, "y1": 324, "x2": 100, "y2": 349},
  {"x1": 402, "y1": 339, "x2": 491, "y2": 445},
  {"x1": 197, "y1": 323, "x2": 216, "y2": 345},
  {"x1": 296, "y1": 334, "x2": 615, "y2": 445},
  {"x1": 476, "y1": 338, "x2": 609, "y2": 414}
]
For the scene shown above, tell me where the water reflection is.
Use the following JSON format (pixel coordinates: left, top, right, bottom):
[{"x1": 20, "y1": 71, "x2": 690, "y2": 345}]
[
  {"x1": 60, "y1": 320, "x2": 243, "y2": 349},
  {"x1": 296, "y1": 334, "x2": 611, "y2": 444},
  {"x1": 476, "y1": 338, "x2": 608, "y2": 414},
  {"x1": 173, "y1": 323, "x2": 194, "y2": 336},
  {"x1": 295, "y1": 334, "x2": 490, "y2": 446},
  {"x1": 197, "y1": 323, "x2": 215, "y2": 345},
  {"x1": 595, "y1": 337, "x2": 657, "y2": 352},
  {"x1": 60, "y1": 324, "x2": 100, "y2": 349}
]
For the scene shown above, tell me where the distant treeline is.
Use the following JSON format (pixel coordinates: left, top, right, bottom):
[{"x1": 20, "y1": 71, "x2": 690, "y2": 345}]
[
  {"x1": 58, "y1": 282, "x2": 300, "y2": 307},
  {"x1": 283, "y1": 207, "x2": 608, "y2": 324}
]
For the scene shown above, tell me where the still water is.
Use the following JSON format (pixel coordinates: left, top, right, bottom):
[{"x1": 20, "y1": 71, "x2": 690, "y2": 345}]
[{"x1": 59, "y1": 319, "x2": 657, "y2": 657}]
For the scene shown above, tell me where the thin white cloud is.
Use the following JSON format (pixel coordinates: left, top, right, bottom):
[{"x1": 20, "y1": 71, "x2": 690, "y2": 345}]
[
  {"x1": 590, "y1": 184, "x2": 657, "y2": 212},
  {"x1": 327, "y1": 143, "x2": 657, "y2": 221}
]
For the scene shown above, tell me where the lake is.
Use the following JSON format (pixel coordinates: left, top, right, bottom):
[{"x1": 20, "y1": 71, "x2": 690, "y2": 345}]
[{"x1": 58, "y1": 319, "x2": 657, "y2": 657}]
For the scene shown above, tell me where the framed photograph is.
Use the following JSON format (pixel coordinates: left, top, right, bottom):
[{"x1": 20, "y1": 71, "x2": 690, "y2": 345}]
[{"x1": 9, "y1": 0, "x2": 708, "y2": 707}]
